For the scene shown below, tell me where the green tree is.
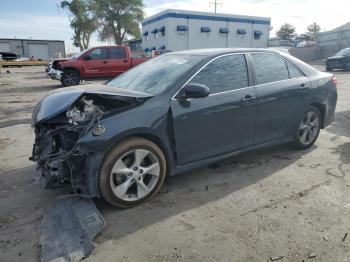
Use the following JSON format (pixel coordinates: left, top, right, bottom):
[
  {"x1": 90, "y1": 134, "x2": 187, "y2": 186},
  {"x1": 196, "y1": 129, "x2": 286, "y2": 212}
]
[
  {"x1": 306, "y1": 22, "x2": 321, "y2": 41},
  {"x1": 276, "y1": 23, "x2": 296, "y2": 39},
  {"x1": 91, "y1": 0, "x2": 144, "y2": 44},
  {"x1": 61, "y1": 0, "x2": 96, "y2": 50}
]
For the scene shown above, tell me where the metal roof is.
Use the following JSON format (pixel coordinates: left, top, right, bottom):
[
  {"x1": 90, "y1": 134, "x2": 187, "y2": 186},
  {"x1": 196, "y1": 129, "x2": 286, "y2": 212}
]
[{"x1": 0, "y1": 38, "x2": 64, "y2": 42}]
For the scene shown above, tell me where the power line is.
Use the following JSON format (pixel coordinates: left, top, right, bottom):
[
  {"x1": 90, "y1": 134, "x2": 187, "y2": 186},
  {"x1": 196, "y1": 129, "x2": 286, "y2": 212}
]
[{"x1": 210, "y1": 0, "x2": 222, "y2": 13}]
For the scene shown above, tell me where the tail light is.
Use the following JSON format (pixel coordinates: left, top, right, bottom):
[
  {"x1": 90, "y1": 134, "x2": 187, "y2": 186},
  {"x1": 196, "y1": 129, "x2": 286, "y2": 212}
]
[{"x1": 331, "y1": 75, "x2": 337, "y2": 88}]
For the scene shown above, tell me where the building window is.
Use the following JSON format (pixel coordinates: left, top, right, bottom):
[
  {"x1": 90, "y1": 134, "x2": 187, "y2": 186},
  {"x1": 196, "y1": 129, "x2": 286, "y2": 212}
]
[
  {"x1": 177, "y1": 25, "x2": 188, "y2": 32},
  {"x1": 151, "y1": 28, "x2": 158, "y2": 38},
  {"x1": 237, "y1": 29, "x2": 247, "y2": 35},
  {"x1": 143, "y1": 31, "x2": 149, "y2": 41},
  {"x1": 159, "y1": 26, "x2": 165, "y2": 36},
  {"x1": 219, "y1": 28, "x2": 229, "y2": 34},
  {"x1": 254, "y1": 30, "x2": 263, "y2": 39},
  {"x1": 201, "y1": 27, "x2": 211, "y2": 33}
]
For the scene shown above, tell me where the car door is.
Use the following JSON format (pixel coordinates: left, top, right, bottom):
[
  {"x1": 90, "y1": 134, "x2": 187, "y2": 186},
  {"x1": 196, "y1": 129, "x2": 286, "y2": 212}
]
[
  {"x1": 108, "y1": 47, "x2": 132, "y2": 77},
  {"x1": 83, "y1": 47, "x2": 109, "y2": 78},
  {"x1": 249, "y1": 52, "x2": 308, "y2": 144},
  {"x1": 170, "y1": 54, "x2": 257, "y2": 165}
]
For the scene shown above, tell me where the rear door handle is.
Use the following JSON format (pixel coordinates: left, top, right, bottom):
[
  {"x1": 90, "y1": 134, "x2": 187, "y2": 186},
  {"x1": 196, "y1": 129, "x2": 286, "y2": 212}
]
[
  {"x1": 102, "y1": 61, "x2": 108, "y2": 64},
  {"x1": 299, "y1": 83, "x2": 308, "y2": 90},
  {"x1": 242, "y1": 95, "x2": 256, "y2": 104}
]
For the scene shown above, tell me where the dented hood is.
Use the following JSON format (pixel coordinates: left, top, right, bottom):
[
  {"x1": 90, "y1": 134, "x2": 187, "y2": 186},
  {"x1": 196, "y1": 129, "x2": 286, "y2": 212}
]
[{"x1": 32, "y1": 83, "x2": 152, "y2": 126}]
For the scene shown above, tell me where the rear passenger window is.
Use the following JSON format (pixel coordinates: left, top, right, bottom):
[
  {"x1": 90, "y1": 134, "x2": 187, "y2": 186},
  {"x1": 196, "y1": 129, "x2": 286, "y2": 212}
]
[
  {"x1": 251, "y1": 53, "x2": 289, "y2": 85},
  {"x1": 110, "y1": 47, "x2": 126, "y2": 59},
  {"x1": 189, "y1": 54, "x2": 248, "y2": 94},
  {"x1": 286, "y1": 61, "x2": 303, "y2": 78}
]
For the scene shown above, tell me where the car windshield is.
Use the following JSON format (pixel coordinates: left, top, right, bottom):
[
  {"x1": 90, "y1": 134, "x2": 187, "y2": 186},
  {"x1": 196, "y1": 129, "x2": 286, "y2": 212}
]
[
  {"x1": 335, "y1": 48, "x2": 350, "y2": 56},
  {"x1": 71, "y1": 50, "x2": 85, "y2": 59},
  {"x1": 107, "y1": 54, "x2": 205, "y2": 95}
]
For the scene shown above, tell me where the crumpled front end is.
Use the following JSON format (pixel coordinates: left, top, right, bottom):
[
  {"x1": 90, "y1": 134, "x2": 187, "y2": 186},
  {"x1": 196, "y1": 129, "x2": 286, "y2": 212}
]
[
  {"x1": 30, "y1": 88, "x2": 146, "y2": 194},
  {"x1": 31, "y1": 122, "x2": 86, "y2": 190}
]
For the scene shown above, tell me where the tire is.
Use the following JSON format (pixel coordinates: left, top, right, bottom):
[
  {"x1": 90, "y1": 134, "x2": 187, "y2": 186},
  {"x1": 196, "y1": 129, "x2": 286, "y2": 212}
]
[
  {"x1": 99, "y1": 137, "x2": 166, "y2": 208},
  {"x1": 291, "y1": 106, "x2": 321, "y2": 149},
  {"x1": 60, "y1": 69, "x2": 80, "y2": 87}
]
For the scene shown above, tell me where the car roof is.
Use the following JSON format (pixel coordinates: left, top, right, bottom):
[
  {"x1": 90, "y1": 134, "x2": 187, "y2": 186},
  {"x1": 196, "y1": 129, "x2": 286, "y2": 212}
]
[
  {"x1": 169, "y1": 48, "x2": 319, "y2": 77},
  {"x1": 170, "y1": 48, "x2": 280, "y2": 56}
]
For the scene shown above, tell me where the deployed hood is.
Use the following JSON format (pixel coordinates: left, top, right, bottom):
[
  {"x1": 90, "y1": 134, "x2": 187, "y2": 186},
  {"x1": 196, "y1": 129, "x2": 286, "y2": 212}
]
[{"x1": 32, "y1": 83, "x2": 152, "y2": 126}]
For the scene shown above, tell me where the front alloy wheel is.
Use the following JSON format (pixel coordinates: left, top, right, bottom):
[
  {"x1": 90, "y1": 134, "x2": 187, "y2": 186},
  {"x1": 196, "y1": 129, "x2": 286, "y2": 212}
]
[
  {"x1": 99, "y1": 138, "x2": 166, "y2": 208},
  {"x1": 292, "y1": 106, "x2": 321, "y2": 149}
]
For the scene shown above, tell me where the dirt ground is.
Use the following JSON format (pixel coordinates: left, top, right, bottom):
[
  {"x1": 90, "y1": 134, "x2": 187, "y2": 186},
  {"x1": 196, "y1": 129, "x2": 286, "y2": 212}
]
[{"x1": 0, "y1": 64, "x2": 349, "y2": 262}]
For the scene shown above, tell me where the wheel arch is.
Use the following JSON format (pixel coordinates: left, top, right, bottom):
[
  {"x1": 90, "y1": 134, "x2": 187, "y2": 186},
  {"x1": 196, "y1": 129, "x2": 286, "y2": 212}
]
[
  {"x1": 101, "y1": 130, "x2": 174, "y2": 177},
  {"x1": 310, "y1": 102, "x2": 326, "y2": 128},
  {"x1": 62, "y1": 66, "x2": 80, "y2": 76}
]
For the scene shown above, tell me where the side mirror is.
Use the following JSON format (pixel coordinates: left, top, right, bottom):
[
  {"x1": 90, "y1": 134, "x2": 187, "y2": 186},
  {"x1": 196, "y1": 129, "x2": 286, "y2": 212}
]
[
  {"x1": 180, "y1": 83, "x2": 210, "y2": 100},
  {"x1": 84, "y1": 55, "x2": 92, "y2": 60}
]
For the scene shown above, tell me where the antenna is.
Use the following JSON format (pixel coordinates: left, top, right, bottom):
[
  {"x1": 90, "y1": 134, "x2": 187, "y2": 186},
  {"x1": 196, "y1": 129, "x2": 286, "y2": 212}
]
[{"x1": 210, "y1": 0, "x2": 222, "y2": 13}]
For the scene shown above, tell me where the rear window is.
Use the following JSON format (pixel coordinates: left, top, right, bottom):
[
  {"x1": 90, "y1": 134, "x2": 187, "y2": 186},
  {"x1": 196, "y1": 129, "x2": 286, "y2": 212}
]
[{"x1": 251, "y1": 53, "x2": 289, "y2": 85}]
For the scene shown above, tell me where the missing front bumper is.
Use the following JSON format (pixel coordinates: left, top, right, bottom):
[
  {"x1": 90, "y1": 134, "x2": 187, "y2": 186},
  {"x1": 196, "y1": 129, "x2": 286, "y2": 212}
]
[{"x1": 47, "y1": 69, "x2": 63, "y2": 80}]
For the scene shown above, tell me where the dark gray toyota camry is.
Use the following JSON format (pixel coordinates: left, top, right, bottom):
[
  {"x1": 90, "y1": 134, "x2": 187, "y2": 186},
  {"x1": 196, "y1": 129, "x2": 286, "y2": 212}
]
[{"x1": 31, "y1": 48, "x2": 337, "y2": 208}]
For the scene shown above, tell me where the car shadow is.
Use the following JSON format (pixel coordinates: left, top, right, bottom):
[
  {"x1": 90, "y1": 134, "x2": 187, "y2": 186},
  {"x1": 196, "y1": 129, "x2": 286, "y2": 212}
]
[{"x1": 94, "y1": 143, "x2": 317, "y2": 244}]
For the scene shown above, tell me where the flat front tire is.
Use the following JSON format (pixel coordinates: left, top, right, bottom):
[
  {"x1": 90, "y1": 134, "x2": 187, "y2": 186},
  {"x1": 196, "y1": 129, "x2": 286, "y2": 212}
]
[
  {"x1": 292, "y1": 106, "x2": 321, "y2": 149},
  {"x1": 99, "y1": 138, "x2": 166, "y2": 208}
]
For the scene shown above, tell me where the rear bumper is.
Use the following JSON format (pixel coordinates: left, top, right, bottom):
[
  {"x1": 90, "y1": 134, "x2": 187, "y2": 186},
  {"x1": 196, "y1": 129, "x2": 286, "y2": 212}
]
[
  {"x1": 47, "y1": 69, "x2": 63, "y2": 80},
  {"x1": 323, "y1": 90, "x2": 337, "y2": 128}
]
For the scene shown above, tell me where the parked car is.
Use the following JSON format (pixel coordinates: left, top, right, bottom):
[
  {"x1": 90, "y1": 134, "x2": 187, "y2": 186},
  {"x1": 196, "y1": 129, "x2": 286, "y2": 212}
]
[
  {"x1": 0, "y1": 52, "x2": 17, "y2": 61},
  {"x1": 31, "y1": 48, "x2": 337, "y2": 208},
  {"x1": 326, "y1": 48, "x2": 350, "y2": 71},
  {"x1": 49, "y1": 45, "x2": 149, "y2": 87}
]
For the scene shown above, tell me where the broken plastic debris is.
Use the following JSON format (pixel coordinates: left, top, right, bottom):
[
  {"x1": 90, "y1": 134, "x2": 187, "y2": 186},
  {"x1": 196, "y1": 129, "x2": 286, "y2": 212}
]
[{"x1": 38, "y1": 195, "x2": 105, "y2": 262}]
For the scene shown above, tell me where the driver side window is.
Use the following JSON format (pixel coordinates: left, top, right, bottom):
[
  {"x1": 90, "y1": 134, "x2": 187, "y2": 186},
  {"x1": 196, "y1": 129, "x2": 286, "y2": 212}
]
[
  {"x1": 89, "y1": 48, "x2": 108, "y2": 60},
  {"x1": 189, "y1": 54, "x2": 249, "y2": 94}
]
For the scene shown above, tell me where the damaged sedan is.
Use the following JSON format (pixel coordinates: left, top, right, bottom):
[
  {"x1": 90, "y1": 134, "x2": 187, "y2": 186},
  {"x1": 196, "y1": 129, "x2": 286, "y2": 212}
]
[{"x1": 31, "y1": 49, "x2": 337, "y2": 208}]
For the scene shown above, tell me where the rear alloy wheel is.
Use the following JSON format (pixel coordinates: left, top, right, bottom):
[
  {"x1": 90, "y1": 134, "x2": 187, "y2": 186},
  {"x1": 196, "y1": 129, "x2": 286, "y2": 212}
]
[
  {"x1": 99, "y1": 138, "x2": 166, "y2": 208},
  {"x1": 61, "y1": 69, "x2": 80, "y2": 87},
  {"x1": 292, "y1": 106, "x2": 321, "y2": 149}
]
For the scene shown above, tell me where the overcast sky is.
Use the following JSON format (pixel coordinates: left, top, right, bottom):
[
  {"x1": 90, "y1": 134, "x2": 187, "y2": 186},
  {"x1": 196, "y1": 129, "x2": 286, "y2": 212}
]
[{"x1": 0, "y1": 0, "x2": 348, "y2": 53}]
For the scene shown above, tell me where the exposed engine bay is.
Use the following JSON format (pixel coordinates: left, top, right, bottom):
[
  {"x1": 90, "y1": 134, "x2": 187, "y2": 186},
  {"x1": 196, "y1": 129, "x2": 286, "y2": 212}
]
[{"x1": 30, "y1": 91, "x2": 146, "y2": 193}]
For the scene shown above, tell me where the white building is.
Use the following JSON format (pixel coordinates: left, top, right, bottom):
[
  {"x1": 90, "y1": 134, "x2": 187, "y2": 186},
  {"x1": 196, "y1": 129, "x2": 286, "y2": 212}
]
[{"x1": 142, "y1": 9, "x2": 271, "y2": 53}]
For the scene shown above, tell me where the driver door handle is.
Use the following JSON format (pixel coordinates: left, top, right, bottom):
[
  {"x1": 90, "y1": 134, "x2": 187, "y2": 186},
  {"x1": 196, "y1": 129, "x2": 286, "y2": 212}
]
[
  {"x1": 102, "y1": 60, "x2": 108, "y2": 64},
  {"x1": 242, "y1": 95, "x2": 256, "y2": 104},
  {"x1": 299, "y1": 83, "x2": 308, "y2": 90}
]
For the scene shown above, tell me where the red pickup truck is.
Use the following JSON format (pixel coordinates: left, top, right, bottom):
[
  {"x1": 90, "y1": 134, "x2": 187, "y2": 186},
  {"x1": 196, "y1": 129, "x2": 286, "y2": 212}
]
[{"x1": 49, "y1": 45, "x2": 148, "y2": 87}]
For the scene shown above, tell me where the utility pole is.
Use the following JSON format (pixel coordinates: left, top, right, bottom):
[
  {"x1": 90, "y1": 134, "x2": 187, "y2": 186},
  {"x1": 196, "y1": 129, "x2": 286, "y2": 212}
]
[{"x1": 210, "y1": 0, "x2": 222, "y2": 13}]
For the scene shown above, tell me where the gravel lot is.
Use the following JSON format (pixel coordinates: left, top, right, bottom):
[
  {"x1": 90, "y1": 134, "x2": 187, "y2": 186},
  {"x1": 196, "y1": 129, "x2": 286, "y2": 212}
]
[{"x1": 0, "y1": 64, "x2": 349, "y2": 262}]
